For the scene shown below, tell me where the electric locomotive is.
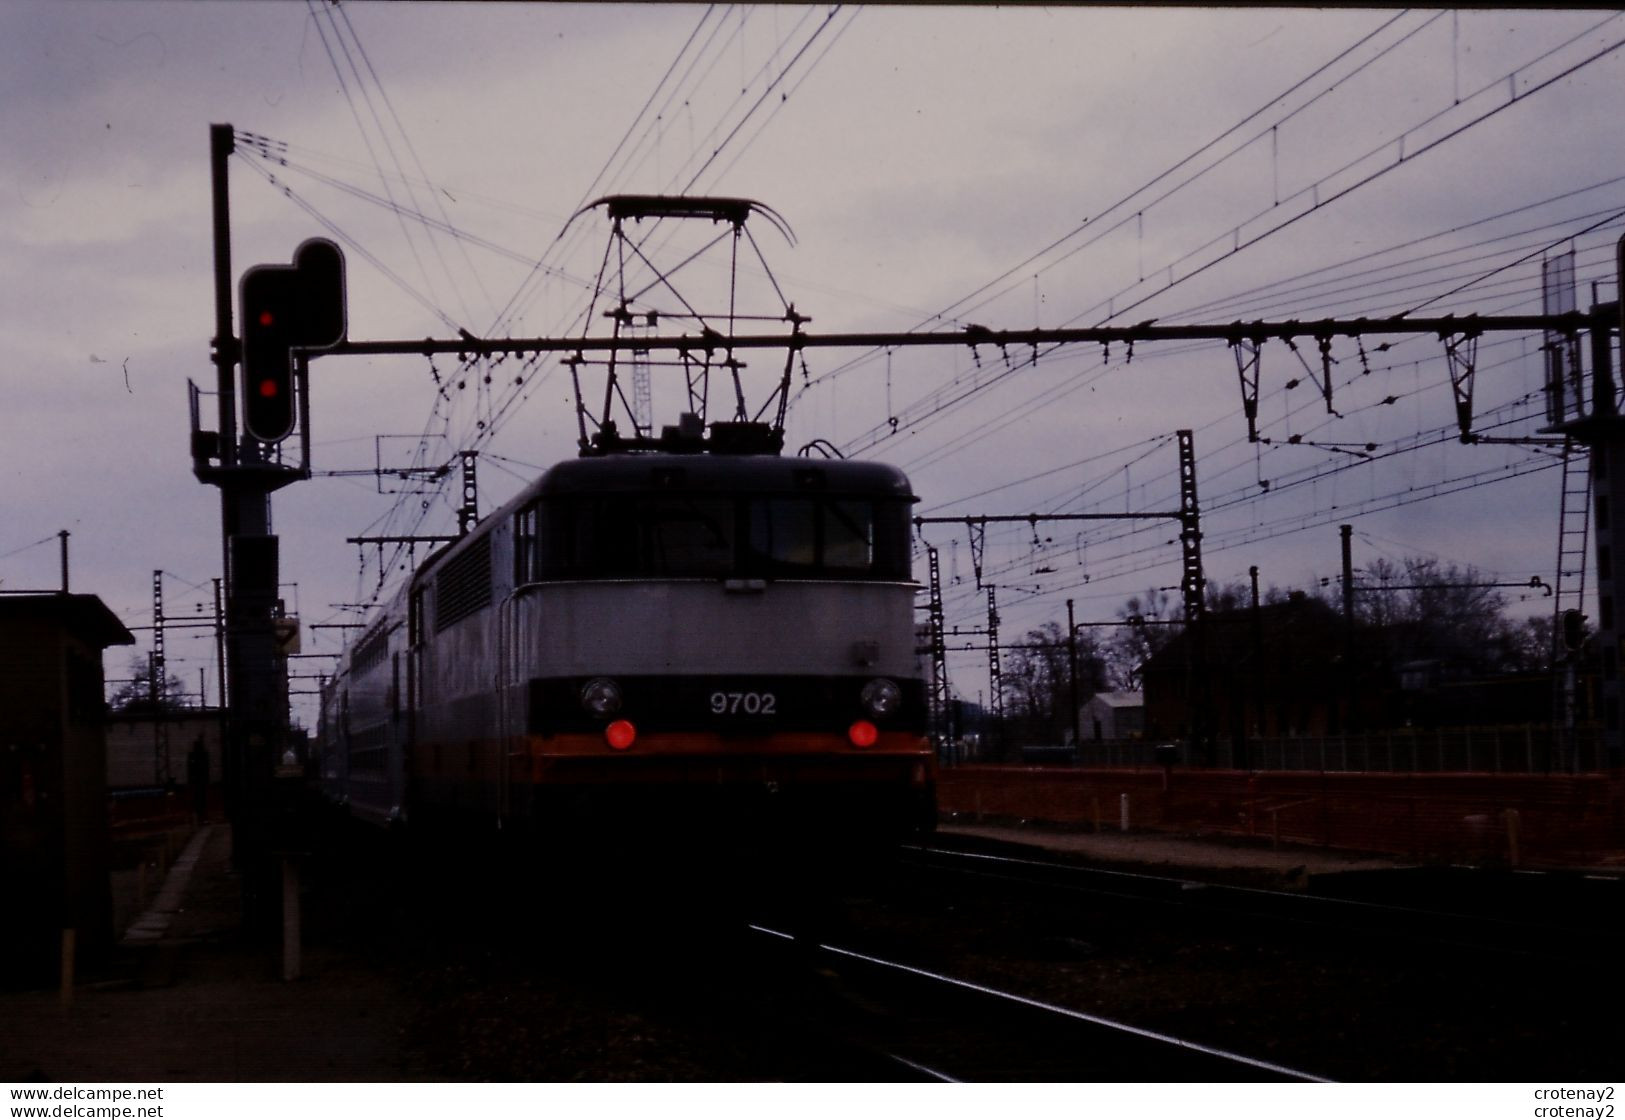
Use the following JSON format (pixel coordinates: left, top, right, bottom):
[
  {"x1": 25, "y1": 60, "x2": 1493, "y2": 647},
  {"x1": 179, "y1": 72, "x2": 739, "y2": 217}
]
[{"x1": 315, "y1": 420, "x2": 936, "y2": 846}]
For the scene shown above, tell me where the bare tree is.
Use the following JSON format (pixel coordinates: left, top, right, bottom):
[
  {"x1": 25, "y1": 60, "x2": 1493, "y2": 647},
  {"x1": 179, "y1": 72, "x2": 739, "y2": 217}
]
[
  {"x1": 1504, "y1": 614, "x2": 1559, "y2": 673},
  {"x1": 1204, "y1": 578, "x2": 1251, "y2": 612},
  {"x1": 108, "y1": 655, "x2": 190, "y2": 714},
  {"x1": 1105, "y1": 586, "x2": 1178, "y2": 691},
  {"x1": 1352, "y1": 557, "x2": 1531, "y2": 674},
  {"x1": 1002, "y1": 620, "x2": 1108, "y2": 742}
]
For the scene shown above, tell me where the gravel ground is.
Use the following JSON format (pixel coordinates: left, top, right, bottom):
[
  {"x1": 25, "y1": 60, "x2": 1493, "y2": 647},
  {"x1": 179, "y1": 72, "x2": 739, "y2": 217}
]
[{"x1": 300, "y1": 826, "x2": 894, "y2": 1081}]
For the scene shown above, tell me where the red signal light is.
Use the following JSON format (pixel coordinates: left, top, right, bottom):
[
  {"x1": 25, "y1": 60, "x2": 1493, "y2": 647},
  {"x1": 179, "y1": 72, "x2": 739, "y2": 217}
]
[
  {"x1": 605, "y1": 720, "x2": 637, "y2": 751},
  {"x1": 239, "y1": 238, "x2": 348, "y2": 444},
  {"x1": 848, "y1": 720, "x2": 878, "y2": 748}
]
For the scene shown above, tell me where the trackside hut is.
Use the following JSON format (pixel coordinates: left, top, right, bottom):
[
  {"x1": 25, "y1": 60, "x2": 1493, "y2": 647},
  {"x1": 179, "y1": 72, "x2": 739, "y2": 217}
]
[
  {"x1": 1080, "y1": 691, "x2": 1144, "y2": 742},
  {"x1": 0, "y1": 593, "x2": 134, "y2": 981}
]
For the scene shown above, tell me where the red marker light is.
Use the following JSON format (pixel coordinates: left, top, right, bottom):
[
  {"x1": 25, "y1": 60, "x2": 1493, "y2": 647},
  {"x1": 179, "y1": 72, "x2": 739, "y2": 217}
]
[
  {"x1": 605, "y1": 720, "x2": 637, "y2": 751},
  {"x1": 258, "y1": 310, "x2": 274, "y2": 327},
  {"x1": 258, "y1": 378, "x2": 280, "y2": 398},
  {"x1": 848, "y1": 720, "x2": 878, "y2": 748}
]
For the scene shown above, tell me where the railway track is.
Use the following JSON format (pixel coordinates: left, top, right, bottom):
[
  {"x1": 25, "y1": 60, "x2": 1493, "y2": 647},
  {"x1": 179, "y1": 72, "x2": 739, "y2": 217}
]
[
  {"x1": 755, "y1": 836, "x2": 1625, "y2": 1080},
  {"x1": 300, "y1": 821, "x2": 1622, "y2": 1080},
  {"x1": 747, "y1": 923, "x2": 1329, "y2": 1082},
  {"x1": 327, "y1": 832, "x2": 1325, "y2": 1080}
]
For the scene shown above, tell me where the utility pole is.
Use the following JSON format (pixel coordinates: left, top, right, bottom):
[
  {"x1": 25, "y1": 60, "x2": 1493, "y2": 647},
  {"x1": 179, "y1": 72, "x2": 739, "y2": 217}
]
[
  {"x1": 1176, "y1": 430, "x2": 1208, "y2": 763},
  {"x1": 151, "y1": 570, "x2": 168, "y2": 785},
  {"x1": 925, "y1": 545, "x2": 951, "y2": 761},
  {"x1": 1578, "y1": 306, "x2": 1620, "y2": 771},
  {"x1": 457, "y1": 451, "x2": 479, "y2": 536},
  {"x1": 206, "y1": 125, "x2": 281, "y2": 916},
  {"x1": 1538, "y1": 236, "x2": 1625, "y2": 772},
  {"x1": 1067, "y1": 597, "x2": 1080, "y2": 756},
  {"x1": 1246, "y1": 565, "x2": 1261, "y2": 770},
  {"x1": 1341, "y1": 524, "x2": 1355, "y2": 734},
  {"x1": 1560, "y1": 248, "x2": 1625, "y2": 771},
  {"x1": 213, "y1": 577, "x2": 225, "y2": 715},
  {"x1": 987, "y1": 586, "x2": 1004, "y2": 758},
  {"x1": 1340, "y1": 525, "x2": 1355, "y2": 631},
  {"x1": 192, "y1": 123, "x2": 345, "y2": 929}
]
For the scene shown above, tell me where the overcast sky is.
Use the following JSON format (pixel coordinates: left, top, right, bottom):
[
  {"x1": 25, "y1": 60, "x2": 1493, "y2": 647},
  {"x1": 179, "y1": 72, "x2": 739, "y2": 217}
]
[{"x1": 4, "y1": 3, "x2": 1623, "y2": 718}]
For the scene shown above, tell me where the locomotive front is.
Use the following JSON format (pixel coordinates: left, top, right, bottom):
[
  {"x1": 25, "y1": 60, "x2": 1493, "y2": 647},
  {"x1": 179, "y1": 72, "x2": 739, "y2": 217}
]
[{"x1": 503, "y1": 451, "x2": 936, "y2": 841}]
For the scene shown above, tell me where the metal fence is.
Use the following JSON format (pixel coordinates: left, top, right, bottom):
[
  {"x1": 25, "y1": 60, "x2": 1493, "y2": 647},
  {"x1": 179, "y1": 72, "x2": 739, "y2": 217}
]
[{"x1": 999, "y1": 724, "x2": 1608, "y2": 774}]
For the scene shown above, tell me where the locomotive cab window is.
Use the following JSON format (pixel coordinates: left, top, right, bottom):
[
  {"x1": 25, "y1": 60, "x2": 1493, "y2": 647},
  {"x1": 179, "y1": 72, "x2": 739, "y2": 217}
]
[
  {"x1": 643, "y1": 495, "x2": 734, "y2": 576},
  {"x1": 824, "y1": 500, "x2": 874, "y2": 570},
  {"x1": 514, "y1": 504, "x2": 540, "y2": 584},
  {"x1": 535, "y1": 487, "x2": 912, "y2": 582},
  {"x1": 745, "y1": 498, "x2": 878, "y2": 575},
  {"x1": 542, "y1": 495, "x2": 733, "y2": 578},
  {"x1": 747, "y1": 498, "x2": 819, "y2": 570}
]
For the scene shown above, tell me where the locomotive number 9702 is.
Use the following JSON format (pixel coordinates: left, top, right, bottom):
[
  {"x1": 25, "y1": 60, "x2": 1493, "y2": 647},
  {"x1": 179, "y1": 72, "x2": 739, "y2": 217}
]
[{"x1": 710, "y1": 690, "x2": 777, "y2": 715}]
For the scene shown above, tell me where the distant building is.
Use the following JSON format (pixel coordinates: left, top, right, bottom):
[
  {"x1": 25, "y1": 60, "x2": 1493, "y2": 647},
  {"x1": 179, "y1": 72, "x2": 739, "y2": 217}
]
[
  {"x1": 1142, "y1": 593, "x2": 1367, "y2": 743},
  {"x1": 1142, "y1": 594, "x2": 1565, "y2": 756},
  {"x1": 0, "y1": 593, "x2": 134, "y2": 981},
  {"x1": 1080, "y1": 690, "x2": 1144, "y2": 741},
  {"x1": 105, "y1": 707, "x2": 224, "y2": 792}
]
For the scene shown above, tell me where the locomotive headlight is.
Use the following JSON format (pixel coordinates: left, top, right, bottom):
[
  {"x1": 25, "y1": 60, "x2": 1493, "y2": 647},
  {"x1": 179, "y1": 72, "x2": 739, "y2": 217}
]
[
  {"x1": 860, "y1": 677, "x2": 902, "y2": 718},
  {"x1": 580, "y1": 677, "x2": 623, "y2": 717}
]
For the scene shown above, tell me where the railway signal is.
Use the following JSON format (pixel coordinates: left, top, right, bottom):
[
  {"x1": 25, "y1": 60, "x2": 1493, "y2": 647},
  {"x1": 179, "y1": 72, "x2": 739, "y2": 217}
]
[
  {"x1": 1562, "y1": 608, "x2": 1587, "y2": 652},
  {"x1": 239, "y1": 238, "x2": 347, "y2": 442}
]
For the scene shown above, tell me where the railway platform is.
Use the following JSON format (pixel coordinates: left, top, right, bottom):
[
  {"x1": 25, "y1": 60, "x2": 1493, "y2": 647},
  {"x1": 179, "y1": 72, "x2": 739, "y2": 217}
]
[
  {"x1": 935, "y1": 820, "x2": 1411, "y2": 886},
  {"x1": 935, "y1": 816, "x2": 1625, "y2": 896},
  {"x1": 0, "y1": 824, "x2": 416, "y2": 1083}
]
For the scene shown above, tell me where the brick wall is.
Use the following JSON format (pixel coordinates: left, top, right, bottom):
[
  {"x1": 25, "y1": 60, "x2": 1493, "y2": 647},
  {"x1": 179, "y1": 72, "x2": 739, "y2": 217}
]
[{"x1": 939, "y1": 766, "x2": 1625, "y2": 866}]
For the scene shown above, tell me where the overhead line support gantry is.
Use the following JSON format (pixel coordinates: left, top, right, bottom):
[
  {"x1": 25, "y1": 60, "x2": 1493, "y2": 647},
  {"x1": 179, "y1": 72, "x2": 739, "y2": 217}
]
[{"x1": 326, "y1": 312, "x2": 1583, "y2": 361}]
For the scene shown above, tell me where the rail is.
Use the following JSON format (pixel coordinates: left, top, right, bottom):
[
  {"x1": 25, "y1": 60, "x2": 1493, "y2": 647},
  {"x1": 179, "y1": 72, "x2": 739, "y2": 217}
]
[{"x1": 747, "y1": 922, "x2": 1327, "y2": 1081}]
